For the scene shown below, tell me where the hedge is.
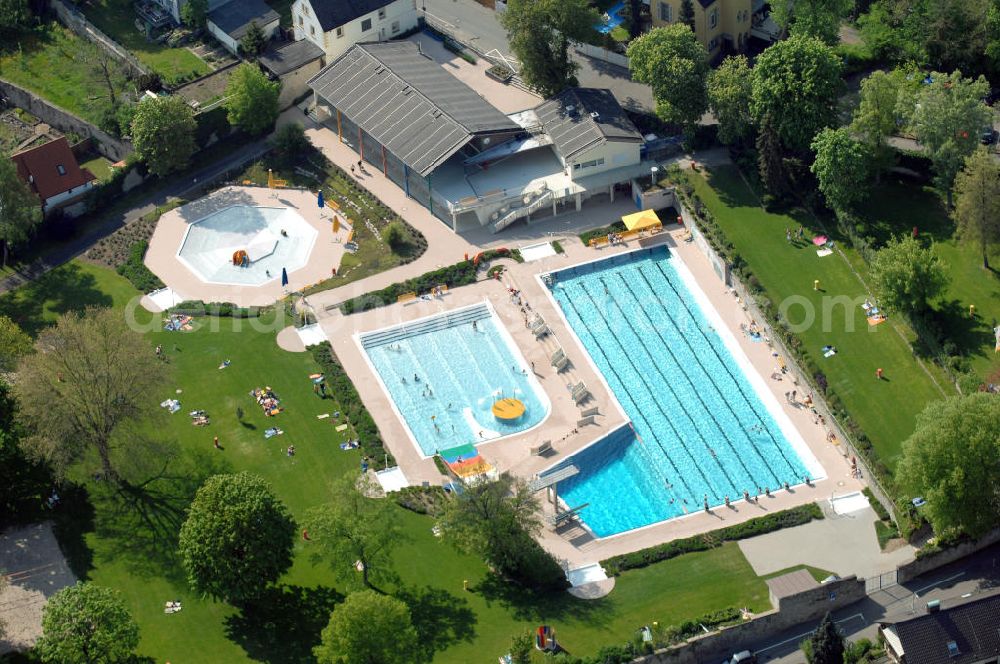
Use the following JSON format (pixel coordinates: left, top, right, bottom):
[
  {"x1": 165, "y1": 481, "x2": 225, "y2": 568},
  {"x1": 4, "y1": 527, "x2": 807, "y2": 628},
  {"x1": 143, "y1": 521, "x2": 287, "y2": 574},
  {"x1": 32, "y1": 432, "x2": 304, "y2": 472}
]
[
  {"x1": 116, "y1": 241, "x2": 165, "y2": 293},
  {"x1": 309, "y1": 342, "x2": 394, "y2": 470},
  {"x1": 339, "y1": 248, "x2": 520, "y2": 314},
  {"x1": 601, "y1": 503, "x2": 823, "y2": 575},
  {"x1": 579, "y1": 221, "x2": 627, "y2": 246},
  {"x1": 170, "y1": 301, "x2": 263, "y2": 318}
]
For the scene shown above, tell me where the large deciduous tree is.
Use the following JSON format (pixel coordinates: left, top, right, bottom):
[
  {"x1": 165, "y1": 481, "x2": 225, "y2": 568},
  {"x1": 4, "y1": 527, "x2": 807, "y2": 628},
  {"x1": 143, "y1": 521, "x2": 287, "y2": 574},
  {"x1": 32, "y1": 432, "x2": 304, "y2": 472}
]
[
  {"x1": 438, "y1": 473, "x2": 566, "y2": 590},
  {"x1": 314, "y1": 591, "x2": 419, "y2": 664},
  {"x1": 0, "y1": 0, "x2": 30, "y2": 35},
  {"x1": 870, "y1": 235, "x2": 949, "y2": 316},
  {"x1": 708, "y1": 55, "x2": 753, "y2": 146},
  {"x1": 15, "y1": 307, "x2": 167, "y2": 485},
  {"x1": 771, "y1": 0, "x2": 854, "y2": 44},
  {"x1": 131, "y1": 95, "x2": 197, "y2": 177},
  {"x1": 750, "y1": 35, "x2": 842, "y2": 153},
  {"x1": 37, "y1": 582, "x2": 140, "y2": 664},
  {"x1": 810, "y1": 127, "x2": 873, "y2": 213},
  {"x1": 225, "y1": 63, "x2": 280, "y2": 136},
  {"x1": 500, "y1": 0, "x2": 600, "y2": 97},
  {"x1": 303, "y1": 473, "x2": 405, "y2": 591},
  {"x1": 953, "y1": 147, "x2": 1000, "y2": 270},
  {"x1": 851, "y1": 69, "x2": 906, "y2": 182},
  {"x1": 181, "y1": 0, "x2": 208, "y2": 28},
  {"x1": 757, "y1": 113, "x2": 787, "y2": 200},
  {"x1": 627, "y1": 24, "x2": 709, "y2": 136},
  {"x1": 0, "y1": 315, "x2": 31, "y2": 372},
  {"x1": 906, "y1": 70, "x2": 992, "y2": 204},
  {"x1": 896, "y1": 393, "x2": 1000, "y2": 538},
  {"x1": 178, "y1": 472, "x2": 295, "y2": 604},
  {"x1": 0, "y1": 156, "x2": 42, "y2": 267}
]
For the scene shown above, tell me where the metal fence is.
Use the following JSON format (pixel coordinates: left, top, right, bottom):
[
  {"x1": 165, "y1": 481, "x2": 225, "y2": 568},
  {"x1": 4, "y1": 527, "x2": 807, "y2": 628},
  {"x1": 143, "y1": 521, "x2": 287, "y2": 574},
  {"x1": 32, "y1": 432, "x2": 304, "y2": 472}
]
[{"x1": 865, "y1": 569, "x2": 898, "y2": 594}]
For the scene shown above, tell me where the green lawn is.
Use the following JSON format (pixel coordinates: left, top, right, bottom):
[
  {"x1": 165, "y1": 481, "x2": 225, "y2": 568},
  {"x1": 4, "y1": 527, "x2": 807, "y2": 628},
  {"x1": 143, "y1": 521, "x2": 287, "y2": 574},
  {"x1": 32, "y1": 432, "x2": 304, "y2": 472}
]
[
  {"x1": 80, "y1": 154, "x2": 114, "y2": 181},
  {"x1": 861, "y1": 179, "x2": 1000, "y2": 379},
  {"x1": 2, "y1": 261, "x2": 780, "y2": 663},
  {"x1": 687, "y1": 165, "x2": 952, "y2": 467},
  {"x1": 0, "y1": 24, "x2": 112, "y2": 125},
  {"x1": 83, "y1": 0, "x2": 209, "y2": 83}
]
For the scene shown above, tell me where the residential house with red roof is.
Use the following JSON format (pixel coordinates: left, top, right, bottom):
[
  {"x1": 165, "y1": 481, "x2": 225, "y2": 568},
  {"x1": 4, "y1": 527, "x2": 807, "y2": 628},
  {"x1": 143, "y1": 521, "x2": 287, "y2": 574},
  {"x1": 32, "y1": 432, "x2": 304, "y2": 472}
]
[{"x1": 11, "y1": 137, "x2": 97, "y2": 218}]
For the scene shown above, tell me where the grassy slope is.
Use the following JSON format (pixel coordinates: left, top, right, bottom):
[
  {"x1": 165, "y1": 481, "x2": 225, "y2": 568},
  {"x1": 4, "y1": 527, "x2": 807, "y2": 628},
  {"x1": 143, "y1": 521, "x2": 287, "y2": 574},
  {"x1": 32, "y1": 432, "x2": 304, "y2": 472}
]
[
  {"x1": 862, "y1": 179, "x2": 1000, "y2": 378},
  {"x1": 1, "y1": 262, "x2": 777, "y2": 663},
  {"x1": 689, "y1": 165, "x2": 948, "y2": 466},
  {"x1": 84, "y1": 0, "x2": 209, "y2": 82}
]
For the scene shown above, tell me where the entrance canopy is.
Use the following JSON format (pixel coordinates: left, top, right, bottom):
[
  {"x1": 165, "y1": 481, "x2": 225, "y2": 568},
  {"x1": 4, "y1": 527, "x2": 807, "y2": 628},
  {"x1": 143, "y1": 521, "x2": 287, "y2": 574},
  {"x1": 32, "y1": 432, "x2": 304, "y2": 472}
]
[{"x1": 621, "y1": 209, "x2": 662, "y2": 232}]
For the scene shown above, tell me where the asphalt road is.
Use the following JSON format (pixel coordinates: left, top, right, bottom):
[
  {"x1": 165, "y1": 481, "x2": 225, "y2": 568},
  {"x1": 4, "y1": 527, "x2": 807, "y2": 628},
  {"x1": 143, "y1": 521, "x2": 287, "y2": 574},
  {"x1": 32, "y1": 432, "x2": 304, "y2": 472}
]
[
  {"x1": 0, "y1": 138, "x2": 270, "y2": 295},
  {"x1": 744, "y1": 542, "x2": 1000, "y2": 664}
]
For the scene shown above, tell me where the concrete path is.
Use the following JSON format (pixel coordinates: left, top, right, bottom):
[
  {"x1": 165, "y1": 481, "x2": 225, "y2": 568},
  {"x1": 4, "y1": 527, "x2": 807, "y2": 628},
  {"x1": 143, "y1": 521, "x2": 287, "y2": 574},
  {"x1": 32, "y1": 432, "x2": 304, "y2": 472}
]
[{"x1": 739, "y1": 502, "x2": 915, "y2": 579}]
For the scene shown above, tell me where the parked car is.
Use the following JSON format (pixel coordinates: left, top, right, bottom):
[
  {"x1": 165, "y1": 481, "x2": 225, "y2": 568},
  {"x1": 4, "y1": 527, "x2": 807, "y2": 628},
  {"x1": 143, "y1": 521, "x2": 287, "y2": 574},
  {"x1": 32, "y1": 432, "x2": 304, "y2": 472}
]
[
  {"x1": 980, "y1": 126, "x2": 997, "y2": 145},
  {"x1": 724, "y1": 650, "x2": 756, "y2": 664}
]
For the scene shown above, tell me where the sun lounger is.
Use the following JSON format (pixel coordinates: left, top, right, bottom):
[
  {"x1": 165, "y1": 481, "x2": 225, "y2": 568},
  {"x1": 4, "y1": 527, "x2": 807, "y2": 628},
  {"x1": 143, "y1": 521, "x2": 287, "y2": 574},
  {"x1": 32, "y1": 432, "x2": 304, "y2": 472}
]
[
  {"x1": 550, "y1": 348, "x2": 566, "y2": 366},
  {"x1": 335, "y1": 423, "x2": 349, "y2": 432},
  {"x1": 580, "y1": 406, "x2": 599, "y2": 417},
  {"x1": 533, "y1": 323, "x2": 549, "y2": 338},
  {"x1": 576, "y1": 415, "x2": 595, "y2": 427},
  {"x1": 574, "y1": 388, "x2": 591, "y2": 404},
  {"x1": 531, "y1": 441, "x2": 553, "y2": 456}
]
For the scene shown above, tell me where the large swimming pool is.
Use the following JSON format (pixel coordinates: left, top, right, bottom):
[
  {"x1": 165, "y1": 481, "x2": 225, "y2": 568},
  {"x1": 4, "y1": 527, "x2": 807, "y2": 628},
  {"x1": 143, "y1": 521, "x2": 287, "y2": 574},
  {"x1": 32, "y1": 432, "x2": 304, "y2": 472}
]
[
  {"x1": 361, "y1": 303, "x2": 550, "y2": 457},
  {"x1": 543, "y1": 246, "x2": 819, "y2": 537}
]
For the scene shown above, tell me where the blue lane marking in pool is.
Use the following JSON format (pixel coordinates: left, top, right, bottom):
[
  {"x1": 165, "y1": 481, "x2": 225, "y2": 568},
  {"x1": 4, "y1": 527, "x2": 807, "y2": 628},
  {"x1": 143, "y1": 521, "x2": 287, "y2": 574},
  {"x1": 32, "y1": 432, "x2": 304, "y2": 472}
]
[
  {"x1": 361, "y1": 303, "x2": 549, "y2": 457},
  {"x1": 544, "y1": 246, "x2": 809, "y2": 537}
]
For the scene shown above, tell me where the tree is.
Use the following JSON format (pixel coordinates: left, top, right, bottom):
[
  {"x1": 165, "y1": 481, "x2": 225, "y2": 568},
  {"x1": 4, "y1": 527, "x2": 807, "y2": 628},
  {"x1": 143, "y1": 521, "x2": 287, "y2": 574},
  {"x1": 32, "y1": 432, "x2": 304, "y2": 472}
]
[
  {"x1": 314, "y1": 590, "x2": 419, "y2": 664},
  {"x1": 750, "y1": 35, "x2": 842, "y2": 153},
  {"x1": 178, "y1": 472, "x2": 295, "y2": 604},
  {"x1": 303, "y1": 473, "x2": 406, "y2": 591},
  {"x1": 679, "y1": 0, "x2": 696, "y2": 30},
  {"x1": 988, "y1": 0, "x2": 1000, "y2": 70},
  {"x1": 181, "y1": 0, "x2": 208, "y2": 28},
  {"x1": 906, "y1": 71, "x2": 992, "y2": 203},
  {"x1": 627, "y1": 25, "x2": 710, "y2": 135},
  {"x1": 509, "y1": 630, "x2": 533, "y2": 664},
  {"x1": 271, "y1": 122, "x2": 312, "y2": 165},
  {"x1": 622, "y1": 0, "x2": 644, "y2": 39},
  {"x1": 438, "y1": 473, "x2": 565, "y2": 589},
  {"x1": 225, "y1": 63, "x2": 280, "y2": 136},
  {"x1": 923, "y1": 0, "x2": 988, "y2": 76},
  {"x1": 851, "y1": 69, "x2": 905, "y2": 182},
  {"x1": 240, "y1": 20, "x2": 268, "y2": 57},
  {"x1": 870, "y1": 235, "x2": 949, "y2": 315},
  {"x1": 757, "y1": 114, "x2": 787, "y2": 199},
  {"x1": 81, "y1": 41, "x2": 129, "y2": 108},
  {"x1": 36, "y1": 582, "x2": 139, "y2": 664},
  {"x1": 896, "y1": 394, "x2": 1000, "y2": 538},
  {"x1": 772, "y1": 0, "x2": 853, "y2": 44},
  {"x1": 0, "y1": 315, "x2": 31, "y2": 372},
  {"x1": 707, "y1": 55, "x2": 753, "y2": 146},
  {"x1": 383, "y1": 221, "x2": 408, "y2": 252},
  {"x1": 14, "y1": 307, "x2": 167, "y2": 484},
  {"x1": 953, "y1": 148, "x2": 1000, "y2": 269},
  {"x1": 803, "y1": 612, "x2": 844, "y2": 664},
  {"x1": 130, "y1": 95, "x2": 197, "y2": 177},
  {"x1": 500, "y1": 0, "x2": 600, "y2": 97},
  {"x1": 0, "y1": 0, "x2": 30, "y2": 35},
  {"x1": 0, "y1": 156, "x2": 41, "y2": 266},
  {"x1": 810, "y1": 127, "x2": 873, "y2": 213}
]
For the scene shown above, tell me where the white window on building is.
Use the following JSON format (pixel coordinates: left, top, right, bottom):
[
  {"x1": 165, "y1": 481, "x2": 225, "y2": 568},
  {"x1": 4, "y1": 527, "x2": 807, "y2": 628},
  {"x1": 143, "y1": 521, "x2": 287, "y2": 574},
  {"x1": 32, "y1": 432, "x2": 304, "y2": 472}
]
[
  {"x1": 336, "y1": 26, "x2": 344, "y2": 37},
  {"x1": 378, "y1": 8, "x2": 386, "y2": 19},
  {"x1": 573, "y1": 157, "x2": 606, "y2": 170},
  {"x1": 361, "y1": 17, "x2": 372, "y2": 31},
  {"x1": 709, "y1": 7, "x2": 718, "y2": 28},
  {"x1": 658, "y1": 1, "x2": 671, "y2": 22},
  {"x1": 310, "y1": 25, "x2": 316, "y2": 36},
  {"x1": 391, "y1": 20, "x2": 400, "y2": 34}
]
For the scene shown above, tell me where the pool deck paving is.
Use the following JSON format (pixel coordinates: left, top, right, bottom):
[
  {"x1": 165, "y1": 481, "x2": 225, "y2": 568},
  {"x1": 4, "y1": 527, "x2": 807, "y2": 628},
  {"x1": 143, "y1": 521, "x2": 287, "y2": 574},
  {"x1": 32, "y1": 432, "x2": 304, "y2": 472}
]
[
  {"x1": 278, "y1": 107, "x2": 873, "y2": 569},
  {"x1": 144, "y1": 186, "x2": 350, "y2": 307}
]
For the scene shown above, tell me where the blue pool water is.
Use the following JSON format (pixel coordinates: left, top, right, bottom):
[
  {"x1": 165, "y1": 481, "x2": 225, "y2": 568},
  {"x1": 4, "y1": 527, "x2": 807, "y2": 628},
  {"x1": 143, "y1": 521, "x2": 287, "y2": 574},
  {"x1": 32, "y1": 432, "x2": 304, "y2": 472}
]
[
  {"x1": 545, "y1": 247, "x2": 810, "y2": 537},
  {"x1": 362, "y1": 304, "x2": 549, "y2": 457}
]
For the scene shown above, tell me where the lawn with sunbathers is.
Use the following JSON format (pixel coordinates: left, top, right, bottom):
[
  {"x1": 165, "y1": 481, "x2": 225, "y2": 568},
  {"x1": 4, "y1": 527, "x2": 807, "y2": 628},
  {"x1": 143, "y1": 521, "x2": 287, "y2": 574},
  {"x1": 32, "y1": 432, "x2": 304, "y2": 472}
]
[
  {"x1": 2, "y1": 260, "x2": 795, "y2": 663},
  {"x1": 683, "y1": 164, "x2": 954, "y2": 468}
]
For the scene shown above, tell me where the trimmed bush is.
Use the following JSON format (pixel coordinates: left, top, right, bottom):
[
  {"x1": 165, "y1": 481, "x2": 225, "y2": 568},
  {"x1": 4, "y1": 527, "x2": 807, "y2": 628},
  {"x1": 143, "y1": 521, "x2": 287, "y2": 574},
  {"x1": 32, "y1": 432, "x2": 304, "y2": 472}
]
[
  {"x1": 602, "y1": 503, "x2": 823, "y2": 575},
  {"x1": 579, "y1": 221, "x2": 627, "y2": 246},
  {"x1": 393, "y1": 485, "x2": 448, "y2": 515},
  {"x1": 116, "y1": 241, "x2": 165, "y2": 293},
  {"x1": 170, "y1": 301, "x2": 262, "y2": 318},
  {"x1": 310, "y1": 342, "x2": 394, "y2": 470}
]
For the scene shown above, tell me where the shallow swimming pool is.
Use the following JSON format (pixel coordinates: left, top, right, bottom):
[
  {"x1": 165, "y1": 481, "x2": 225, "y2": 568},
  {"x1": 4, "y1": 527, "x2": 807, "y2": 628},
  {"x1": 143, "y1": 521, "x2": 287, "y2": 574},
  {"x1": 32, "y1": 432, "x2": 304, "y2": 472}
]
[
  {"x1": 177, "y1": 206, "x2": 316, "y2": 285},
  {"x1": 361, "y1": 303, "x2": 550, "y2": 457},
  {"x1": 543, "y1": 246, "x2": 820, "y2": 537}
]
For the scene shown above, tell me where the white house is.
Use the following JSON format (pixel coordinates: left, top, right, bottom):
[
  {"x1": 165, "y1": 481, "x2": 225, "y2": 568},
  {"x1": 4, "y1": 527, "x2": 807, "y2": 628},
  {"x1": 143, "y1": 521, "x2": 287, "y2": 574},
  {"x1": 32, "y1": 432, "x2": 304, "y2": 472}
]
[{"x1": 292, "y1": 0, "x2": 420, "y2": 61}]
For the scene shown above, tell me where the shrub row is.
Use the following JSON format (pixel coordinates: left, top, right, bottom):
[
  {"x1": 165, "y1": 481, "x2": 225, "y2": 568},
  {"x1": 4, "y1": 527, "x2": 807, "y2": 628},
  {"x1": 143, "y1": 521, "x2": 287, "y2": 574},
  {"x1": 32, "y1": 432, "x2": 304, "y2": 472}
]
[
  {"x1": 601, "y1": 503, "x2": 823, "y2": 575},
  {"x1": 116, "y1": 241, "x2": 164, "y2": 293},
  {"x1": 393, "y1": 485, "x2": 448, "y2": 515},
  {"x1": 309, "y1": 342, "x2": 394, "y2": 470},
  {"x1": 339, "y1": 248, "x2": 518, "y2": 314},
  {"x1": 170, "y1": 301, "x2": 263, "y2": 318},
  {"x1": 578, "y1": 220, "x2": 627, "y2": 246}
]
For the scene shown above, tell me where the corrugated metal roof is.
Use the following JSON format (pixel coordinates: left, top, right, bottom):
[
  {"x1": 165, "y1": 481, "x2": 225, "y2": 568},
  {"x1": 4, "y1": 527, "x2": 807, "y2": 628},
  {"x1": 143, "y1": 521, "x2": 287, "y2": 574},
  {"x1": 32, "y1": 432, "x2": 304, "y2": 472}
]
[
  {"x1": 535, "y1": 88, "x2": 643, "y2": 161},
  {"x1": 308, "y1": 42, "x2": 518, "y2": 176}
]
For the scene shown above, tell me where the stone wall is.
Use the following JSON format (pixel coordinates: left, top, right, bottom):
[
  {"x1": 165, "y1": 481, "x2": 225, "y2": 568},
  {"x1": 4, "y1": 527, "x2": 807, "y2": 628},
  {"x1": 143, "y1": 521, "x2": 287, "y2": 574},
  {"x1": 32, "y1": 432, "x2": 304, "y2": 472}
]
[
  {"x1": 897, "y1": 528, "x2": 1000, "y2": 584},
  {"x1": 51, "y1": 0, "x2": 149, "y2": 76},
  {"x1": 0, "y1": 79, "x2": 132, "y2": 161},
  {"x1": 635, "y1": 577, "x2": 866, "y2": 664}
]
